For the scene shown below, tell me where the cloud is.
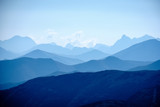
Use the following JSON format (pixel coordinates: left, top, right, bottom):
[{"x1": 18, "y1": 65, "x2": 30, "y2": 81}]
[
  {"x1": 47, "y1": 29, "x2": 58, "y2": 35},
  {"x1": 66, "y1": 30, "x2": 96, "y2": 47},
  {"x1": 31, "y1": 29, "x2": 96, "y2": 47}
]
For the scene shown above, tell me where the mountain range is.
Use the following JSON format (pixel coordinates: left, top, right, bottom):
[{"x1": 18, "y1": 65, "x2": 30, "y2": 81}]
[
  {"x1": 0, "y1": 34, "x2": 158, "y2": 56},
  {"x1": 23, "y1": 49, "x2": 83, "y2": 65},
  {"x1": 67, "y1": 49, "x2": 109, "y2": 61},
  {"x1": 31, "y1": 43, "x2": 94, "y2": 56},
  {"x1": 0, "y1": 35, "x2": 36, "y2": 53},
  {"x1": 130, "y1": 60, "x2": 160, "y2": 71},
  {"x1": 0, "y1": 55, "x2": 153, "y2": 85},
  {"x1": 0, "y1": 57, "x2": 74, "y2": 84},
  {"x1": 0, "y1": 34, "x2": 160, "y2": 107},
  {"x1": 0, "y1": 47, "x2": 18, "y2": 60},
  {"x1": 74, "y1": 56, "x2": 150, "y2": 72},
  {"x1": 1, "y1": 36, "x2": 160, "y2": 90},
  {"x1": 94, "y1": 35, "x2": 155, "y2": 54},
  {"x1": 0, "y1": 70, "x2": 159, "y2": 107},
  {"x1": 114, "y1": 39, "x2": 160, "y2": 61}
]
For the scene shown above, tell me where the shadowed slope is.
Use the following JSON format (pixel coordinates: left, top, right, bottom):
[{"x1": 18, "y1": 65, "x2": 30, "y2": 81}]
[{"x1": 0, "y1": 70, "x2": 160, "y2": 107}]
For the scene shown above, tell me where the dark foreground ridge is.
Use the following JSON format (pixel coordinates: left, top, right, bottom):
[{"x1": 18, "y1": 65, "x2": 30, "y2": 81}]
[{"x1": 0, "y1": 70, "x2": 160, "y2": 107}]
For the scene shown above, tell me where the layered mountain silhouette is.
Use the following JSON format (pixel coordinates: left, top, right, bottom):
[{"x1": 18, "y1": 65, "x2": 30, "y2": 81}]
[
  {"x1": 0, "y1": 35, "x2": 36, "y2": 53},
  {"x1": 130, "y1": 60, "x2": 160, "y2": 71},
  {"x1": 114, "y1": 39, "x2": 160, "y2": 61},
  {"x1": 0, "y1": 34, "x2": 160, "y2": 107},
  {"x1": 109, "y1": 35, "x2": 154, "y2": 54},
  {"x1": 94, "y1": 43, "x2": 109, "y2": 53},
  {"x1": 32, "y1": 43, "x2": 93, "y2": 56},
  {"x1": 0, "y1": 35, "x2": 158, "y2": 57},
  {"x1": 69, "y1": 49, "x2": 109, "y2": 61},
  {"x1": 0, "y1": 56, "x2": 152, "y2": 87},
  {"x1": 94, "y1": 35, "x2": 155, "y2": 54},
  {"x1": 31, "y1": 43, "x2": 70, "y2": 55},
  {"x1": 0, "y1": 47, "x2": 18, "y2": 60},
  {"x1": 0, "y1": 70, "x2": 159, "y2": 107},
  {"x1": 0, "y1": 57, "x2": 73, "y2": 84},
  {"x1": 69, "y1": 47, "x2": 94, "y2": 55},
  {"x1": 74, "y1": 56, "x2": 150, "y2": 72},
  {"x1": 23, "y1": 49, "x2": 83, "y2": 65}
]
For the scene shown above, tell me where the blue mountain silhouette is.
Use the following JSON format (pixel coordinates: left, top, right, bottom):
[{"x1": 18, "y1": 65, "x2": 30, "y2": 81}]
[
  {"x1": 0, "y1": 35, "x2": 36, "y2": 53},
  {"x1": 94, "y1": 35, "x2": 155, "y2": 54},
  {"x1": 0, "y1": 47, "x2": 18, "y2": 60},
  {"x1": 114, "y1": 39, "x2": 160, "y2": 61},
  {"x1": 110, "y1": 35, "x2": 154, "y2": 54},
  {"x1": 74, "y1": 56, "x2": 150, "y2": 72},
  {"x1": 0, "y1": 56, "x2": 150, "y2": 86},
  {"x1": 69, "y1": 49, "x2": 109, "y2": 61},
  {"x1": 31, "y1": 43, "x2": 70, "y2": 55},
  {"x1": 0, "y1": 70, "x2": 159, "y2": 107},
  {"x1": 23, "y1": 49, "x2": 83, "y2": 65},
  {"x1": 130, "y1": 60, "x2": 160, "y2": 71},
  {"x1": 0, "y1": 57, "x2": 74, "y2": 84},
  {"x1": 31, "y1": 44, "x2": 93, "y2": 56}
]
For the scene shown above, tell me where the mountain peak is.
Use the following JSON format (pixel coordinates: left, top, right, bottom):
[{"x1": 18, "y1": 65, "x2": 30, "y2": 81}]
[
  {"x1": 105, "y1": 56, "x2": 121, "y2": 61},
  {"x1": 121, "y1": 35, "x2": 130, "y2": 39},
  {"x1": 114, "y1": 39, "x2": 160, "y2": 61},
  {"x1": 10, "y1": 35, "x2": 33, "y2": 41},
  {"x1": 0, "y1": 35, "x2": 36, "y2": 53},
  {"x1": 136, "y1": 34, "x2": 154, "y2": 40},
  {"x1": 65, "y1": 43, "x2": 74, "y2": 49},
  {"x1": 31, "y1": 49, "x2": 45, "y2": 53}
]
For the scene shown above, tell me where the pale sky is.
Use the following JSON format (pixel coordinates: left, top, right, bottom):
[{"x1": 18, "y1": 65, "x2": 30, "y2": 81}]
[{"x1": 0, "y1": 0, "x2": 160, "y2": 47}]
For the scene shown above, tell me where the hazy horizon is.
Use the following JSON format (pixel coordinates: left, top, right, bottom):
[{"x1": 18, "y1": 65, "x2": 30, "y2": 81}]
[
  {"x1": 0, "y1": 34, "x2": 158, "y2": 47},
  {"x1": 0, "y1": 0, "x2": 160, "y2": 47}
]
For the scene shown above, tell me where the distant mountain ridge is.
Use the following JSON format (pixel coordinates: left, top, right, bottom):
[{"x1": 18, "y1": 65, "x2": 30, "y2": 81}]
[
  {"x1": 114, "y1": 39, "x2": 160, "y2": 61},
  {"x1": 110, "y1": 35, "x2": 154, "y2": 53},
  {"x1": 23, "y1": 49, "x2": 83, "y2": 65},
  {"x1": 74, "y1": 56, "x2": 150, "y2": 72},
  {"x1": 0, "y1": 35, "x2": 36, "y2": 53},
  {"x1": 0, "y1": 34, "x2": 157, "y2": 55},
  {"x1": 94, "y1": 35, "x2": 155, "y2": 54},
  {"x1": 67, "y1": 49, "x2": 109, "y2": 61},
  {"x1": 130, "y1": 60, "x2": 160, "y2": 71},
  {"x1": 0, "y1": 47, "x2": 18, "y2": 60}
]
